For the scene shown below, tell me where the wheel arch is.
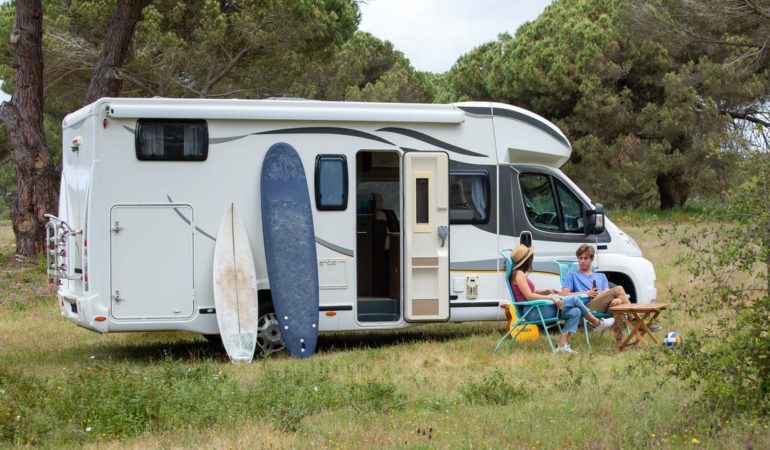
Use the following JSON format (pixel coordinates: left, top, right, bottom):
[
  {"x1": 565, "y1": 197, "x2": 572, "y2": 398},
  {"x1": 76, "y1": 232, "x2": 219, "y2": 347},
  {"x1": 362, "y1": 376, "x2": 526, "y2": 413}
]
[{"x1": 603, "y1": 272, "x2": 636, "y2": 303}]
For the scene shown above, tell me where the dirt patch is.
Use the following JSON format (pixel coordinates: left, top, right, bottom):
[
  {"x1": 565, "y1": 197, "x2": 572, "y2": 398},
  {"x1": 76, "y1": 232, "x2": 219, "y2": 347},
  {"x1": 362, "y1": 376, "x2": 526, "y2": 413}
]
[
  {"x1": 0, "y1": 246, "x2": 56, "y2": 305},
  {"x1": 0, "y1": 251, "x2": 40, "y2": 271}
]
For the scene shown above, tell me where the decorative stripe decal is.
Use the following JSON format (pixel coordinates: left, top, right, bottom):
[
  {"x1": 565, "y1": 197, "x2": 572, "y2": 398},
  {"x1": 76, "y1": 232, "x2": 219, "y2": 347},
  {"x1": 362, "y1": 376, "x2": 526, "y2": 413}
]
[
  {"x1": 457, "y1": 106, "x2": 571, "y2": 149},
  {"x1": 492, "y1": 107, "x2": 570, "y2": 149},
  {"x1": 450, "y1": 301, "x2": 499, "y2": 308},
  {"x1": 126, "y1": 124, "x2": 247, "y2": 145},
  {"x1": 320, "y1": 305, "x2": 353, "y2": 312},
  {"x1": 450, "y1": 259, "x2": 499, "y2": 271},
  {"x1": 166, "y1": 195, "x2": 216, "y2": 241},
  {"x1": 315, "y1": 237, "x2": 354, "y2": 257},
  {"x1": 255, "y1": 127, "x2": 395, "y2": 146},
  {"x1": 377, "y1": 127, "x2": 486, "y2": 158},
  {"x1": 210, "y1": 134, "x2": 250, "y2": 144},
  {"x1": 457, "y1": 106, "x2": 493, "y2": 116}
]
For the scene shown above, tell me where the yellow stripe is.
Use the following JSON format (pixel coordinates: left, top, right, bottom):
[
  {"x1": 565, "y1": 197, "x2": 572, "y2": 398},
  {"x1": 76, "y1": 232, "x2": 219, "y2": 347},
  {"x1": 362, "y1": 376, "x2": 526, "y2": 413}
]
[{"x1": 449, "y1": 270, "x2": 558, "y2": 276}]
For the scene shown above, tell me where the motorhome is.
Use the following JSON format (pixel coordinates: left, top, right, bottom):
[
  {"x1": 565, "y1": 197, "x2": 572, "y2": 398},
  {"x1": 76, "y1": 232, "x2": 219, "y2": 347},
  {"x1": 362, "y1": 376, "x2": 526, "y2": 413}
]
[{"x1": 48, "y1": 98, "x2": 657, "y2": 353}]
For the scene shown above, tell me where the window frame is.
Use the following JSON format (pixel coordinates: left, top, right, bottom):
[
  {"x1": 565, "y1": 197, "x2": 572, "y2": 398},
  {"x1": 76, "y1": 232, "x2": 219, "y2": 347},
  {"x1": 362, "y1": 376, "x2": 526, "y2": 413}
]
[
  {"x1": 448, "y1": 170, "x2": 491, "y2": 225},
  {"x1": 314, "y1": 154, "x2": 349, "y2": 211},
  {"x1": 135, "y1": 119, "x2": 209, "y2": 161},
  {"x1": 519, "y1": 172, "x2": 586, "y2": 234}
]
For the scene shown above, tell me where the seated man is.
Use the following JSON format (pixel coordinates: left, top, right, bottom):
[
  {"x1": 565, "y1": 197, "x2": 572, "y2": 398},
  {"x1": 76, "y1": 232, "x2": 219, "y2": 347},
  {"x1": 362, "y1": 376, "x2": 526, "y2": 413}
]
[{"x1": 561, "y1": 244, "x2": 636, "y2": 348}]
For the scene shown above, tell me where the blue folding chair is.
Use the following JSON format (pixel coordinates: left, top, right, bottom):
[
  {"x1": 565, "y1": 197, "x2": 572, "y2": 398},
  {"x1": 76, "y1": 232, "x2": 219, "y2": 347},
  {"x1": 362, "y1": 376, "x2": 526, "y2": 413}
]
[
  {"x1": 494, "y1": 249, "x2": 563, "y2": 353},
  {"x1": 556, "y1": 259, "x2": 619, "y2": 346}
]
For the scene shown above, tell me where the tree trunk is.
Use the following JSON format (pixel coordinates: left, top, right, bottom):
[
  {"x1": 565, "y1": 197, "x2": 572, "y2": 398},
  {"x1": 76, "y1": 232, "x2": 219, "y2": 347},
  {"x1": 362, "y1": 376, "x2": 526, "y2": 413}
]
[
  {"x1": 84, "y1": 0, "x2": 152, "y2": 104},
  {"x1": 0, "y1": 0, "x2": 59, "y2": 259},
  {"x1": 656, "y1": 171, "x2": 690, "y2": 210}
]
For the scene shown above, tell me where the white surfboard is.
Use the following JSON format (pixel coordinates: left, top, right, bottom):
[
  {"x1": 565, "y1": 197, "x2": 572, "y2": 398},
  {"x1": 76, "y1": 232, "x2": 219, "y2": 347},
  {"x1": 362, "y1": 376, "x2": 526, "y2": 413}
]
[{"x1": 213, "y1": 203, "x2": 259, "y2": 362}]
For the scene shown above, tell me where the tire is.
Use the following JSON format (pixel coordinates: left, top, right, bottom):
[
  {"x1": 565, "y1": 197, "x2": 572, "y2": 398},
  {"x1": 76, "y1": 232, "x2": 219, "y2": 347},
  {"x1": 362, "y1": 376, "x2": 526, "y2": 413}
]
[{"x1": 255, "y1": 307, "x2": 286, "y2": 355}]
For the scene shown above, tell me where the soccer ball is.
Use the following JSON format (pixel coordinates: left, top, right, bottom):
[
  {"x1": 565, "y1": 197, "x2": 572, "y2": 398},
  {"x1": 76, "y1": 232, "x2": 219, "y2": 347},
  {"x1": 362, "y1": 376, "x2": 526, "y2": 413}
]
[{"x1": 663, "y1": 331, "x2": 683, "y2": 347}]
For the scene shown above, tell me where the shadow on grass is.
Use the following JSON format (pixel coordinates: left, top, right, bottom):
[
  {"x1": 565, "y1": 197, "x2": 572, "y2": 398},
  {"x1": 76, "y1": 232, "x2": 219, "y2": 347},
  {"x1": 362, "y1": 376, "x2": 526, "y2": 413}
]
[
  {"x1": 59, "y1": 335, "x2": 230, "y2": 365},
  {"x1": 315, "y1": 322, "x2": 498, "y2": 354},
  {"x1": 57, "y1": 323, "x2": 501, "y2": 363}
]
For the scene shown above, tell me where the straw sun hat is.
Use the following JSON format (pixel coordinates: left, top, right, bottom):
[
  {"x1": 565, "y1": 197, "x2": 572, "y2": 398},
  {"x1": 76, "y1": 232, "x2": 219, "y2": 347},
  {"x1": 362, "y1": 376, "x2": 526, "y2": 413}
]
[{"x1": 510, "y1": 244, "x2": 534, "y2": 270}]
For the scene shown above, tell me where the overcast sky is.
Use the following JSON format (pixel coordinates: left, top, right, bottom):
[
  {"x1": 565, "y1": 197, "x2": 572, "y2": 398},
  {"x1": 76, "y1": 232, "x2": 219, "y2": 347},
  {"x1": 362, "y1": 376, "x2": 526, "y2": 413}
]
[{"x1": 359, "y1": 0, "x2": 553, "y2": 73}]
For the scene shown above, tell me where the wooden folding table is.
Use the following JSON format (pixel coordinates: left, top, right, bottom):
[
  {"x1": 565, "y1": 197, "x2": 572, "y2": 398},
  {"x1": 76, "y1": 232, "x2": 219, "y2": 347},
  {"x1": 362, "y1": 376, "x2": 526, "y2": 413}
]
[{"x1": 609, "y1": 303, "x2": 668, "y2": 351}]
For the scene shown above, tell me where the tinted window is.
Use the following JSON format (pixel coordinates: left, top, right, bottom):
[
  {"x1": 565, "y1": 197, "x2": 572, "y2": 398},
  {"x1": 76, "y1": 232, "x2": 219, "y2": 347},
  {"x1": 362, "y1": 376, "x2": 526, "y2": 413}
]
[
  {"x1": 135, "y1": 119, "x2": 208, "y2": 161},
  {"x1": 449, "y1": 171, "x2": 490, "y2": 224},
  {"x1": 520, "y1": 173, "x2": 559, "y2": 231},
  {"x1": 315, "y1": 155, "x2": 348, "y2": 210},
  {"x1": 520, "y1": 173, "x2": 585, "y2": 233},
  {"x1": 415, "y1": 178, "x2": 429, "y2": 224}
]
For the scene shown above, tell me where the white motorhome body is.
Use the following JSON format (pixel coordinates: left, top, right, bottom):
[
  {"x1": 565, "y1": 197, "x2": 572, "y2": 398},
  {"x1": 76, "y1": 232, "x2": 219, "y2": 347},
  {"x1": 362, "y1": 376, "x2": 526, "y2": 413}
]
[{"x1": 50, "y1": 98, "x2": 656, "y2": 350}]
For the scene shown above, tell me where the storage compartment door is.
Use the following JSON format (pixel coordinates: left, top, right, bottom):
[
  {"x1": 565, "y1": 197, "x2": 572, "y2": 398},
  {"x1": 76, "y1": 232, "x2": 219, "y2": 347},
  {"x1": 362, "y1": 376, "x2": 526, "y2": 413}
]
[
  {"x1": 403, "y1": 152, "x2": 449, "y2": 322},
  {"x1": 110, "y1": 205, "x2": 195, "y2": 319}
]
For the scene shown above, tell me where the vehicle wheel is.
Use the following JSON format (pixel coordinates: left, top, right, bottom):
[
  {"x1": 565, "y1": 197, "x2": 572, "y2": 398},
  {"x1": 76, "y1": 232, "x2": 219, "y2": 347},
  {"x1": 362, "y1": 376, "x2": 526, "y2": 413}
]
[{"x1": 256, "y1": 310, "x2": 285, "y2": 355}]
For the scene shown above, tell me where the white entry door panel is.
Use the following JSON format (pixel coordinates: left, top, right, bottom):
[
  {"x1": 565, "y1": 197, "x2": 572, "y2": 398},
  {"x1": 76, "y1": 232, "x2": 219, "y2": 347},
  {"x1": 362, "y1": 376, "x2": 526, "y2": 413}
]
[
  {"x1": 403, "y1": 152, "x2": 449, "y2": 322},
  {"x1": 110, "y1": 205, "x2": 195, "y2": 319}
]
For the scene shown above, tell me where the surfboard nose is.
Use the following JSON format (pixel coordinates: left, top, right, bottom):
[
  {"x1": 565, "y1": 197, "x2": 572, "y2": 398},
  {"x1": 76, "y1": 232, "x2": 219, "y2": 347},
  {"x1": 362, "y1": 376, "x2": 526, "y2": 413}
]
[{"x1": 263, "y1": 142, "x2": 305, "y2": 183}]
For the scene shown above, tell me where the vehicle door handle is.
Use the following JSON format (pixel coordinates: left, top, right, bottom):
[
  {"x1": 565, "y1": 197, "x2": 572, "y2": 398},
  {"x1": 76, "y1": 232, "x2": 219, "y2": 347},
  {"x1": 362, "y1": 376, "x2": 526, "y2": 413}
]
[{"x1": 437, "y1": 225, "x2": 448, "y2": 247}]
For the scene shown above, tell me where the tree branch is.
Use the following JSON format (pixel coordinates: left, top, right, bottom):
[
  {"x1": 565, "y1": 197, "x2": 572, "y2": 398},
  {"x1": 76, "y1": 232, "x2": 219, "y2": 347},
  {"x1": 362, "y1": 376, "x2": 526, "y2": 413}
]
[
  {"x1": 205, "y1": 88, "x2": 249, "y2": 98},
  {"x1": 120, "y1": 70, "x2": 159, "y2": 96},
  {"x1": 749, "y1": 0, "x2": 770, "y2": 20},
  {"x1": 199, "y1": 46, "x2": 252, "y2": 98},
  {"x1": 725, "y1": 109, "x2": 770, "y2": 127}
]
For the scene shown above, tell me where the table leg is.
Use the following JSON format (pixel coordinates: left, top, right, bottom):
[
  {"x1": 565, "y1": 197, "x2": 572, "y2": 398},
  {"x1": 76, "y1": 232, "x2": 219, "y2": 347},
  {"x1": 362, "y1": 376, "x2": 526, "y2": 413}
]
[
  {"x1": 628, "y1": 312, "x2": 649, "y2": 348},
  {"x1": 614, "y1": 312, "x2": 639, "y2": 351},
  {"x1": 641, "y1": 311, "x2": 661, "y2": 345}
]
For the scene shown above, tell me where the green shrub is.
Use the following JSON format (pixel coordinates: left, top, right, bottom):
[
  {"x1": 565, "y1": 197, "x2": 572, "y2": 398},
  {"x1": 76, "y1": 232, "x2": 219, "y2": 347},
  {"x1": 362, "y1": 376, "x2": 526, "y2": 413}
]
[
  {"x1": 664, "y1": 150, "x2": 770, "y2": 419},
  {"x1": 667, "y1": 296, "x2": 770, "y2": 418},
  {"x1": 1, "y1": 358, "x2": 415, "y2": 444},
  {"x1": 0, "y1": 363, "x2": 243, "y2": 446},
  {"x1": 346, "y1": 379, "x2": 405, "y2": 413},
  {"x1": 250, "y1": 363, "x2": 340, "y2": 432},
  {"x1": 460, "y1": 370, "x2": 529, "y2": 406}
]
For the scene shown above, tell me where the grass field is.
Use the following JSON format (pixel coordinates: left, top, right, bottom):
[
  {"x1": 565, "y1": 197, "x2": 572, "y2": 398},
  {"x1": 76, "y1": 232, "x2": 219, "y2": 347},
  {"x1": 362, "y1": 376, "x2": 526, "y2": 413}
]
[{"x1": 1, "y1": 215, "x2": 768, "y2": 449}]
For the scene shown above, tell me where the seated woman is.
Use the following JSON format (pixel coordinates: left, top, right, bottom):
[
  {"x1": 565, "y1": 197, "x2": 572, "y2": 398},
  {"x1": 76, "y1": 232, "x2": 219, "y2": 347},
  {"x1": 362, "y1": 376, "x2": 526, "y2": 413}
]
[{"x1": 508, "y1": 244, "x2": 613, "y2": 353}]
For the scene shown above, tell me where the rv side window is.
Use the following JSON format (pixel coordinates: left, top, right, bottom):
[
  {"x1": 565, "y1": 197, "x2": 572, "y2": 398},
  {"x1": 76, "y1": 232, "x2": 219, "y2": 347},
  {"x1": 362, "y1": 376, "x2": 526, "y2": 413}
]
[
  {"x1": 449, "y1": 171, "x2": 490, "y2": 224},
  {"x1": 135, "y1": 119, "x2": 208, "y2": 161},
  {"x1": 315, "y1": 155, "x2": 348, "y2": 211},
  {"x1": 520, "y1": 173, "x2": 584, "y2": 233}
]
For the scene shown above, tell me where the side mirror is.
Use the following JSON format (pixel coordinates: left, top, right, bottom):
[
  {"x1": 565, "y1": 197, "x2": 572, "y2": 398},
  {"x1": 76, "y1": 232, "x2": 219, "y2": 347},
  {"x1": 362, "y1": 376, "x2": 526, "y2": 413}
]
[{"x1": 584, "y1": 203, "x2": 605, "y2": 235}]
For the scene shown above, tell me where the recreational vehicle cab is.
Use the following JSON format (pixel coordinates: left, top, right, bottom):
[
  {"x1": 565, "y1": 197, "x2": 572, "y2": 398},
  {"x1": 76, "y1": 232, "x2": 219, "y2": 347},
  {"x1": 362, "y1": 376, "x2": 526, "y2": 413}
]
[{"x1": 48, "y1": 98, "x2": 656, "y2": 353}]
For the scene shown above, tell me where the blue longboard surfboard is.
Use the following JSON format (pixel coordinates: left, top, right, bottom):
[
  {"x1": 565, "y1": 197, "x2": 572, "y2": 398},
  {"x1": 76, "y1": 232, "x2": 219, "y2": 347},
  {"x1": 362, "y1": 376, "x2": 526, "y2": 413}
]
[{"x1": 260, "y1": 142, "x2": 319, "y2": 358}]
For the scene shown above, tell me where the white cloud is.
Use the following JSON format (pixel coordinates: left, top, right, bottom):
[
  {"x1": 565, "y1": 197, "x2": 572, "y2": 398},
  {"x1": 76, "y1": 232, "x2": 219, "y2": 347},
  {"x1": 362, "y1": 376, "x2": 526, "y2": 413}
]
[{"x1": 359, "y1": 0, "x2": 553, "y2": 73}]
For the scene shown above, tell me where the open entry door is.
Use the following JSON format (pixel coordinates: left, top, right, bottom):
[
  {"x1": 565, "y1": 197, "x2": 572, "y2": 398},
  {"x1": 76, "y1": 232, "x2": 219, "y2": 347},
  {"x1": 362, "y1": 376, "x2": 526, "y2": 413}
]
[{"x1": 403, "y1": 152, "x2": 449, "y2": 322}]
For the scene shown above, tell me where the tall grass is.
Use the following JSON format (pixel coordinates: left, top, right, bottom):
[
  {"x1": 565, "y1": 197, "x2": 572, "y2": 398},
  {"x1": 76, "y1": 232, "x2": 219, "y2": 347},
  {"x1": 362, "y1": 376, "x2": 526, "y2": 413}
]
[{"x1": 1, "y1": 216, "x2": 769, "y2": 448}]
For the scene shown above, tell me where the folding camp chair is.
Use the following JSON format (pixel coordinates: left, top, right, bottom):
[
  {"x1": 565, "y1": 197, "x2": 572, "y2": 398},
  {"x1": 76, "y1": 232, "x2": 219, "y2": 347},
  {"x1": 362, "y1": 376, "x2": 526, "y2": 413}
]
[
  {"x1": 555, "y1": 259, "x2": 619, "y2": 346},
  {"x1": 494, "y1": 249, "x2": 563, "y2": 353}
]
